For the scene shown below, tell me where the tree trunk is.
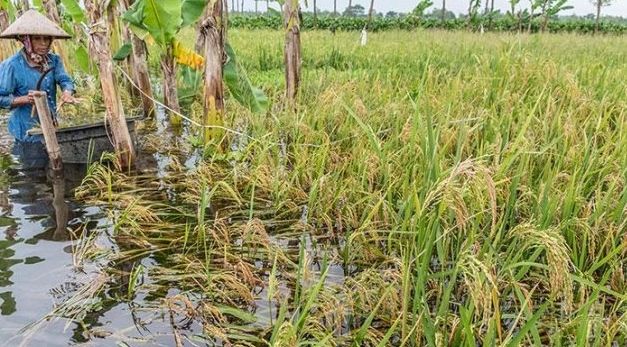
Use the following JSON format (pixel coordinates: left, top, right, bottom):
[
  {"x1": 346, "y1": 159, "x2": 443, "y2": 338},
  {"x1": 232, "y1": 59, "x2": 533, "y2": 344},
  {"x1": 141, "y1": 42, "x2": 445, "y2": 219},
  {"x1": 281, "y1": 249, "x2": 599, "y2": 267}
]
[
  {"x1": 441, "y1": 0, "x2": 446, "y2": 24},
  {"x1": 541, "y1": 0, "x2": 548, "y2": 33},
  {"x1": 85, "y1": 0, "x2": 135, "y2": 168},
  {"x1": 18, "y1": 0, "x2": 29, "y2": 14},
  {"x1": 283, "y1": 0, "x2": 301, "y2": 106},
  {"x1": 527, "y1": 4, "x2": 534, "y2": 33},
  {"x1": 131, "y1": 36, "x2": 155, "y2": 118},
  {"x1": 0, "y1": 11, "x2": 9, "y2": 33},
  {"x1": 42, "y1": 0, "x2": 61, "y2": 22},
  {"x1": 161, "y1": 46, "x2": 181, "y2": 126},
  {"x1": 199, "y1": 0, "x2": 226, "y2": 144},
  {"x1": 241, "y1": 0, "x2": 244, "y2": 13},
  {"x1": 595, "y1": 0, "x2": 601, "y2": 35},
  {"x1": 489, "y1": 0, "x2": 495, "y2": 30},
  {"x1": 366, "y1": 0, "x2": 375, "y2": 30},
  {"x1": 42, "y1": 0, "x2": 71, "y2": 74},
  {"x1": 121, "y1": 0, "x2": 155, "y2": 118},
  {"x1": 0, "y1": 10, "x2": 14, "y2": 61},
  {"x1": 313, "y1": 0, "x2": 317, "y2": 26},
  {"x1": 467, "y1": 0, "x2": 473, "y2": 29},
  {"x1": 334, "y1": 0, "x2": 337, "y2": 16}
]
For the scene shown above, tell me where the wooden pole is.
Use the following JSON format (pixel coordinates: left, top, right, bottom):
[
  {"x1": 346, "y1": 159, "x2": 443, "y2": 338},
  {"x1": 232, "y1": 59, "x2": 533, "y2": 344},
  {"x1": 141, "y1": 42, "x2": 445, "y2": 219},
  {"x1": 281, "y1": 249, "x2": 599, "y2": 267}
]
[
  {"x1": 199, "y1": 0, "x2": 226, "y2": 144},
  {"x1": 85, "y1": 0, "x2": 135, "y2": 168},
  {"x1": 51, "y1": 174, "x2": 69, "y2": 240},
  {"x1": 283, "y1": 0, "x2": 301, "y2": 106},
  {"x1": 32, "y1": 91, "x2": 63, "y2": 171}
]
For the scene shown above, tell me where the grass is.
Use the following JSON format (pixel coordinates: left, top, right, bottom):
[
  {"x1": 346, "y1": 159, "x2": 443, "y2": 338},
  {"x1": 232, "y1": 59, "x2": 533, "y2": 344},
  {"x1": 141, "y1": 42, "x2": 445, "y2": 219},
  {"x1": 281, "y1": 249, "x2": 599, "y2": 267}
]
[{"x1": 34, "y1": 30, "x2": 627, "y2": 346}]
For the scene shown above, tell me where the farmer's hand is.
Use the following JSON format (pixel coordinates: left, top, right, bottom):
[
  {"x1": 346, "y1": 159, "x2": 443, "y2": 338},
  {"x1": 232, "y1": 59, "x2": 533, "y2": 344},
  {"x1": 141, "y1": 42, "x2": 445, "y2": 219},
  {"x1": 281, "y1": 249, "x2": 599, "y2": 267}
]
[
  {"x1": 11, "y1": 93, "x2": 34, "y2": 107},
  {"x1": 61, "y1": 90, "x2": 78, "y2": 104}
]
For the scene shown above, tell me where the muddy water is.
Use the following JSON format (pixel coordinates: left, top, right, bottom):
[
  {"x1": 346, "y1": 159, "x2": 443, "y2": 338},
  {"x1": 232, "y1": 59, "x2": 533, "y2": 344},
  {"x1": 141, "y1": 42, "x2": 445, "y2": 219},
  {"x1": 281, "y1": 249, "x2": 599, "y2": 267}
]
[
  {"x1": 0, "y1": 113, "x2": 192, "y2": 346},
  {"x1": 0, "y1": 111, "x2": 348, "y2": 346}
]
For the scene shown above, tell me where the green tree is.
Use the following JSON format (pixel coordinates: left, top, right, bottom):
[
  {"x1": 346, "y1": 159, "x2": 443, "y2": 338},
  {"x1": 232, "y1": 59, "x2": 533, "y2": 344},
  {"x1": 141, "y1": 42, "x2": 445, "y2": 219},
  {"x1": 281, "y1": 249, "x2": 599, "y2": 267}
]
[
  {"x1": 343, "y1": 4, "x2": 365, "y2": 17},
  {"x1": 591, "y1": 0, "x2": 613, "y2": 34}
]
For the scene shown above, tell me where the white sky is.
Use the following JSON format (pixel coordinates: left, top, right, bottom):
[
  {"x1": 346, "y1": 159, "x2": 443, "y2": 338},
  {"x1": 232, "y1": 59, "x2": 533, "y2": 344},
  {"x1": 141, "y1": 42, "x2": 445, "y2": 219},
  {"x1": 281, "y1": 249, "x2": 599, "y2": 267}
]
[{"x1": 246, "y1": 0, "x2": 627, "y2": 17}]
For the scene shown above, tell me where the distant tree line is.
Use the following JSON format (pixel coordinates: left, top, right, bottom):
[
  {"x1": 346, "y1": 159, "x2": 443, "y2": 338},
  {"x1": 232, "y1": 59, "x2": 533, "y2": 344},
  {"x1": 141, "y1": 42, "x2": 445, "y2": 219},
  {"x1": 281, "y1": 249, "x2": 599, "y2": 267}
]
[
  {"x1": 233, "y1": 1, "x2": 624, "y2": 35},
  {"x1": 229, "y1": 13, "x2": 626, "y2": 35}
]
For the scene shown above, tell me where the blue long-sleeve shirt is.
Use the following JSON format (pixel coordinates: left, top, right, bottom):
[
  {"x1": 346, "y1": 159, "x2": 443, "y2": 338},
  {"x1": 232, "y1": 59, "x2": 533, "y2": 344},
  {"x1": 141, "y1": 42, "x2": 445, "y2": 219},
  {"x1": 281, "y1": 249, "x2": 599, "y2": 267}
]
[{"x1": 0, "y1": 50, "x2": 74, "y2": 142}]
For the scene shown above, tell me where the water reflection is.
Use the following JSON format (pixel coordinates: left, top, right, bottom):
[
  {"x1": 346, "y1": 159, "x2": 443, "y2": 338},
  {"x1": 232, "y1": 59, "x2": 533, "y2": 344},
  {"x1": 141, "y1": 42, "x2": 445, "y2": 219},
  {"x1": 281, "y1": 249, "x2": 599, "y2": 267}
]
[{"x1": 0, "y1": 149, "x2": 102, "y2": 344}]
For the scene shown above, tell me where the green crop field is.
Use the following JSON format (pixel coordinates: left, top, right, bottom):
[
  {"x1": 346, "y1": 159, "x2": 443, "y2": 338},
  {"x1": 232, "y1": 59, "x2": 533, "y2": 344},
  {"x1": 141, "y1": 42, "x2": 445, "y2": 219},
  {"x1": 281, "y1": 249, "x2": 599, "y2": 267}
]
[{"x1": 57, "y1": 30, "x2": 626, "y2": 346}]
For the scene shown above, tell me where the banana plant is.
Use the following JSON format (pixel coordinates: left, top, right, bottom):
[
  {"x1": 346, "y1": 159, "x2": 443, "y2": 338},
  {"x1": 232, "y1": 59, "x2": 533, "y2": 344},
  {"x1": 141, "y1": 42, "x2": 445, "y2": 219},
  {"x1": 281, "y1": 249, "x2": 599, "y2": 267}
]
[
  {"x1": 123, "y1": 0, "x2": 267, "y2": 128},
  {"x1": 412, "y1": 0, "x2": 433, "y2": 20},
  {"x1": 542, "y1": 0, "x2": 573, "y2": 32},
  {"x1": 121, "y1": 0, "x2": 202, "y2": 125}
]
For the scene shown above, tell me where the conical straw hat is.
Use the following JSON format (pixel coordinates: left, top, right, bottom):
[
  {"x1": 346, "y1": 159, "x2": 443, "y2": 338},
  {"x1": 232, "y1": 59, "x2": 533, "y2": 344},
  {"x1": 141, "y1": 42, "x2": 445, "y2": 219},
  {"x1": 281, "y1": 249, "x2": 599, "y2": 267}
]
[{"x1": 0, "y1": 9, "x2": 71, "y2": 39}]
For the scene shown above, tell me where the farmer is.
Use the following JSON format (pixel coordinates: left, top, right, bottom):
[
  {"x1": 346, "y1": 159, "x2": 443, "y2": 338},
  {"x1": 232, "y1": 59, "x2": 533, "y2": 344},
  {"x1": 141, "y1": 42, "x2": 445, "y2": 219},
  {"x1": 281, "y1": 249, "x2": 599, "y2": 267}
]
[{"x1": 0, "y1": 9, "x2": 77, "y2": 143}]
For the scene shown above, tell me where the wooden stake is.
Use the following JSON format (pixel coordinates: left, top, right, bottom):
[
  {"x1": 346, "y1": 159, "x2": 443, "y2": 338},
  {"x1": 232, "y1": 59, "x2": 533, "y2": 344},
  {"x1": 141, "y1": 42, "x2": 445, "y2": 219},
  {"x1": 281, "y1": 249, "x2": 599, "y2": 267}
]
[
  {"x1": 51, "y1": 174, "x2": 69, "y2": 240},
  {"x1": 32, "y1": 91, "x2": 62, "y2": 171},
  {"x1": 85, "y1": 0, "x2": 135, "y2": 168},
  {"x1": 283, "y1": 0, "x2": 301, "y2": 106}
]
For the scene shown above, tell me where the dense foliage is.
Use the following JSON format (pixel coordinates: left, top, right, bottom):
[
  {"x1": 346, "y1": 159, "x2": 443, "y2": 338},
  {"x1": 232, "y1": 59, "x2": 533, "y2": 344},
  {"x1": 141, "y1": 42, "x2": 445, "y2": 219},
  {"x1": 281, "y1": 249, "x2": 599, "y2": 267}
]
[{"x1": 229, "y1": 14, "x2": 627, "y2": 34}]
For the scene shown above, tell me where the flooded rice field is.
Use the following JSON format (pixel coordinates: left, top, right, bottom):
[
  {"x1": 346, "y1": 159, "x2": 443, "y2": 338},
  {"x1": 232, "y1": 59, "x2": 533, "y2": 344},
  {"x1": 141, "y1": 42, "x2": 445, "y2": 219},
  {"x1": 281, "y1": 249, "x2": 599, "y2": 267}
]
[
  {"x1": 0, "y1": 116, "x2": 174, "y2": 346},
  {"x1": 0, "y1": 113, "x2": 347, "y2": 346}
]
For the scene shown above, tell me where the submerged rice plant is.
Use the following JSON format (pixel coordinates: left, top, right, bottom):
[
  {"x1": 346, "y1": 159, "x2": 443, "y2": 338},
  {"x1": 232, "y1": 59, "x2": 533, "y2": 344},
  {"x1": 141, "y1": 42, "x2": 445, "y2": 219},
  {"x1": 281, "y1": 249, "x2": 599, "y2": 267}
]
[{"x1": 39, "y1": 30, "x2": 627, "y2": 346}]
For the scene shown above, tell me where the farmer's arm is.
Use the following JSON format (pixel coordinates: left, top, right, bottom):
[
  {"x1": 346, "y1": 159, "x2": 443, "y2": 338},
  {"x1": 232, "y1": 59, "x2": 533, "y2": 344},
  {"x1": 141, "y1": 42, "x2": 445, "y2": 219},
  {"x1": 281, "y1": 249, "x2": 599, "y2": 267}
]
[
  {"x1": 0, "y1": 63, "x2": 28, "y2": 108},
  {"x1": 53, "y1": 55, "x2": 76, "y2": 103}
]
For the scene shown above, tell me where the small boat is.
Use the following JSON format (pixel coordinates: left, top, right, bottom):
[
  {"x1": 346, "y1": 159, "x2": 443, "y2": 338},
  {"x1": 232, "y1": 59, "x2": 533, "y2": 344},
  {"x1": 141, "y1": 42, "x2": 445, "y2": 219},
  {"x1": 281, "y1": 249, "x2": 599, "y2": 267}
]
[{"x1": 15, "y1": 117, "x2": 141, "y2": 169}]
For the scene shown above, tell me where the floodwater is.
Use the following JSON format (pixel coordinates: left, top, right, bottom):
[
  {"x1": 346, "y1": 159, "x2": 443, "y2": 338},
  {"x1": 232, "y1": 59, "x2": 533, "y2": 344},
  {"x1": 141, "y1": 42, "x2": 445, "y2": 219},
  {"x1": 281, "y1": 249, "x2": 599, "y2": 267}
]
[
  {"x1": 0, "y1": 113, "x2": 196, "y2": 346},
  {"x1": 0, "y1": 111, "x2": 348, "y2": 346}
]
